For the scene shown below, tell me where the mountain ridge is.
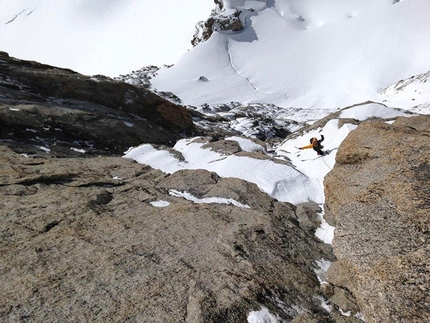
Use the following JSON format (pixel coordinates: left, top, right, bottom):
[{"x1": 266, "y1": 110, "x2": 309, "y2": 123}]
[
  {"x1": 1, "y1": 0, "x2": 430, "y2": 321},
  {"x1": 151, "y1": 0, "x2": 430, "y2": 109},
  {"x1": 0, "y1": 47, "x2": 429, "y2": 322}
]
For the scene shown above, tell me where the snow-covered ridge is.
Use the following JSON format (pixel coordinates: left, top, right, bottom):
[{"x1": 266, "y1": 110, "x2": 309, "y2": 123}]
[
  {"x1": 152, "y1": 0, "x2": 430, "y2": 109},
  {"x1": 123, "y1": 101, "x2": 415, "y2": 244},
  {"x1": 380, "y1": 71, "x2": 430, "y2": 115}
]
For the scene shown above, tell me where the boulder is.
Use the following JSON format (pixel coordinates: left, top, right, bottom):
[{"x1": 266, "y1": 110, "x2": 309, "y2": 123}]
[{"x1": 324, "y1": 115, "x2": 430, "y2": 323}]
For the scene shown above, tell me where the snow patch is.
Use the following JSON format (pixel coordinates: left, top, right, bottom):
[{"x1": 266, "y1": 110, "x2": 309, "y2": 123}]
[
  {"x1": 315, "y1": 295, "x2": 332, "y2": 313},
  {"x1": 169, "y1": 189, "x2": 250, "y2": 208},
  {"x1": 71, "y1": 147, "x2": 85, "y2": 153},
  {"x1": 315, "y1": 208, "x2": 334, "y2": 244},
  {"x1": 0, "y1": 0, "x2": 215, "y2": 76},
  {"x1": 123, "y1": 121, "x2": 134, "y2": 127},
  {"x1": 125, "y1": 137, "x2": 323, "y2": 205},
  {"x1": 340, "y1": 103, "x2": 409, "y2": 120},
  {"x1": 314, "y1": 258, "x2": 332, "y2": 285},
  {"x1": 150, "y1": 200, "x2": 170, "y2": 208},
  {"x1": 247, "y1": 307, "x2": 280, "y2": 323},
  {"x1": 226, "y1": 136, "x2": 266, "y2": 153},
  {"x1": 36, "y1": 146, "x2": 50, "y2": 153}
]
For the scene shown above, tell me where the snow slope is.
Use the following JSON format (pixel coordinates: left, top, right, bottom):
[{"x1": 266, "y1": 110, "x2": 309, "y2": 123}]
[
  {"x1": 0, "y1": 0, "x2": 214, "y2": 76},
  {"x1": 152, "y1": 0, "x2": 430, "y2": 109},
  {"x1": 124, "y1": 103, "x2": 413, "y2": 245},
  {"x1": 3, "y1": 0, "x2": 429, "y2": 111},
  {"x1": 124, "y1": 136, "x2": 325, "y2": 205}
]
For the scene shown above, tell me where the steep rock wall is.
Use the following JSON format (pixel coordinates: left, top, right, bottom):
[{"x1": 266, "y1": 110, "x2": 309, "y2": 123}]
[{"x1": 324, "y1": 115, "x2": 430, "y2": 323}]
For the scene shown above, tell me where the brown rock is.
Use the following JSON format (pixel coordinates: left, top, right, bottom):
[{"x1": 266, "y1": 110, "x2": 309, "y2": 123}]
[
  {"x1": 324, "y1": 115, "x2": 430, "y2": 323},
  {"x1": 0, "y1": 145, "x2": 335, "y2": 322}
]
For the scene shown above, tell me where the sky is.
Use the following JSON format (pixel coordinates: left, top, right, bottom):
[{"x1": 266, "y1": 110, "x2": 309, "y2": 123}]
[{"x1": 0, "y1": 0, "x2": 215, "y2": 76}]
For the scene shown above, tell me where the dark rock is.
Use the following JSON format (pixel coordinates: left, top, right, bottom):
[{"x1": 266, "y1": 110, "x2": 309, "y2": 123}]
[
  {"x1": 0, "y1": 52, "x2": 195, "y2": 156},
  {"x1": 295, "y1": 202, "x2": 323, "y2": 235},
  {"x1": 191, "y1": 4, "x2": 243, "y2": 46}
]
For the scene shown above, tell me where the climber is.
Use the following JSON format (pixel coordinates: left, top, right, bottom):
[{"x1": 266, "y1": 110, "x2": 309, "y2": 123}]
[{"x1": 299, "y1": 135, "x2": 325, "y2": 155}]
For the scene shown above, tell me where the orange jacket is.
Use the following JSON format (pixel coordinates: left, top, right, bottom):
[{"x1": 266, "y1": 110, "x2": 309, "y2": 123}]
[
  {"x1": 300, "y1": 135, "x2": 324, "y2": 150},
  {"x1": 300, "y1": 143, "x2": 314, "y2": 149}
]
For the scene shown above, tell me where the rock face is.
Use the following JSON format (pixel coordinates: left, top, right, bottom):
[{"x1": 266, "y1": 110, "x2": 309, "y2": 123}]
[
  {"x1": 0, "y1": 51, "x2": 195, "y2": 156},
  {"x1": 324, "y1": 116, "x2": 430, "y2": 323},
  {"x1": 191, "y1": 1, "x2": 244, "y2": 46},
  {"x1": 0, "y1": 145, "x2": 336, "y2": 322}
]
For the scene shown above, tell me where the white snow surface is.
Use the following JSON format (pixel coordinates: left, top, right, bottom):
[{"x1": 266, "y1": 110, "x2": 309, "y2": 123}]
[
  {"x1": 2, "y1": 0, "x2": 430, "y2": 112},
  {"x1": 0, "y1": 0, "x2": 214, "y2": 76},
  {"x1": 169, "y1": 189, "x2": 250, "y2": 208},
  {"x1": 226, "y1": 136, "x2": 266, "y2": 153},
  {"x1": 339, "y1": 103, "x2": 409, "y2": 121},
  {"x1": 124, "y1": 136, "x2": 324, "y2": 205},
  {"x1": 152, "y1": 0, "x2": 430, "y2": 109},
  {"x1": 150, "y1": 200, "x2": 170, "y2": 208},
  {"x1": 247, "y1": 307, "x2": 280, "y2": 323}
]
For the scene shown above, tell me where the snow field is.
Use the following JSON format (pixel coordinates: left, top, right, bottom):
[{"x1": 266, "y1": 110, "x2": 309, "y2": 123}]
[
  {"x1": 124, "y1": 136, "x2": 322, "y2": 205},
  {"x1": 0, "y1": 0, "x2": 214, "y2": 76},
  {"x1": 152, "y1": 0, "x2": 430, "y2": 109}
]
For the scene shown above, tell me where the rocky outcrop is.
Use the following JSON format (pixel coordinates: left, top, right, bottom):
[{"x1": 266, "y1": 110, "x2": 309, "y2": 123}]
[
  {"x1": 0, "y1": 144, "x2": 337, "y2": 322},
  {"x1": 0, "y1": 51, "x2": 195, "y2": 156},
  {"x1": 324, "y1": 115, "x2": 430, "y2": 322},
  {"x1": 191, "y1": 1, "x2": 245, "y2": 46},
  {"x1": 191, "y1": 11, "x2": 243, "y2": 46}
]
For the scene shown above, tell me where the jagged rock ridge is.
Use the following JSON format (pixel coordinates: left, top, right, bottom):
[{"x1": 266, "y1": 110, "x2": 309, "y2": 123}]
[{"x1": 0, "y1": 51, "x2": 195, "y2": 156}]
